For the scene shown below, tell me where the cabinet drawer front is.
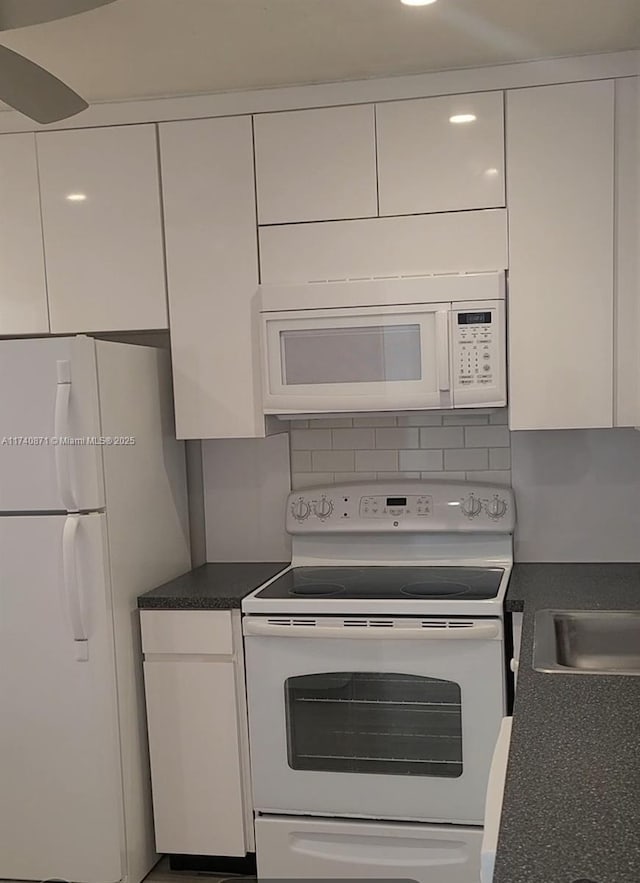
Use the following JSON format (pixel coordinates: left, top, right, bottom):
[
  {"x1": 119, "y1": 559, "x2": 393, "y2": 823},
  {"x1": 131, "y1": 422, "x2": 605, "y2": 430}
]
[{"x1": 141, "y1": 610, "x2": 234, "y2": 655}]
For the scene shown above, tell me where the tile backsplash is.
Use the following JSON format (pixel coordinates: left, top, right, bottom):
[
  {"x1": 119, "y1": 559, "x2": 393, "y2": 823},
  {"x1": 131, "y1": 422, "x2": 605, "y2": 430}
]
[{"x1": 289, "y1": 409, "x2": 511, "y2": 489}]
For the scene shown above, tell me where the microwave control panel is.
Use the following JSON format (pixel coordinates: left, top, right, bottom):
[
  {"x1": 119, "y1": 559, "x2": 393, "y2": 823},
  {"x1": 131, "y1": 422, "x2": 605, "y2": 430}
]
[{"x1": 451, "y1": 301, "x2": 506, "y2": 404}]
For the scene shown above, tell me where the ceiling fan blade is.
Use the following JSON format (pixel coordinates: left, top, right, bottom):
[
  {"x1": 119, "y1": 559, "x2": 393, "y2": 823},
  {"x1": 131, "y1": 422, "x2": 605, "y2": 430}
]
[
  {"x1": 0, "y1": 44, "x2": 87, "y2": 123},
  {"x1": 0, "y1": 0, "x2": 116, "y2": 31}
]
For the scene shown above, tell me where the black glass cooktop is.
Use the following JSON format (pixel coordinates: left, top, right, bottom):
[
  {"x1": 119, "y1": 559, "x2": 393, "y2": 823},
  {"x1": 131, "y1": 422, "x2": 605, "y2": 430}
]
[{"x1": 254, "y1": 566, "x2": 504, "y2": 600}]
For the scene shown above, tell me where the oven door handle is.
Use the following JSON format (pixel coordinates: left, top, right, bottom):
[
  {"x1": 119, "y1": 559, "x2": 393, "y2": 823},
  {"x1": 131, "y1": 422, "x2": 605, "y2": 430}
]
[{"x1": 242, "y1": 620, "x2": 501, "y2": 639}]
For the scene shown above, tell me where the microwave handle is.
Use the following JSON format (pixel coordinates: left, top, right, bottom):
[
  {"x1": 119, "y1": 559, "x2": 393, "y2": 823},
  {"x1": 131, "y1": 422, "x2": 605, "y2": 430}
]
[{"x1": 436, "y1": 310, "x2": 450, "y2": 392}]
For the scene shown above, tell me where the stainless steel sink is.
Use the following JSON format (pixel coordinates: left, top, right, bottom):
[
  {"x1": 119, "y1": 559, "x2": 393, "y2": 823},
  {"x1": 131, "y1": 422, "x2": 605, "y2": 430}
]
[{"x1": 532, "y1": 609, "x2": 640, "y2": 675}]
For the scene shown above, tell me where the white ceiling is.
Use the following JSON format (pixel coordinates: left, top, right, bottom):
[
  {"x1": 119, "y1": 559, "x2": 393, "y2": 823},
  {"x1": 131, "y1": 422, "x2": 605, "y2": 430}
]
[{"x1": 1, "y1": 0, "x2": 639, "y2": 104}]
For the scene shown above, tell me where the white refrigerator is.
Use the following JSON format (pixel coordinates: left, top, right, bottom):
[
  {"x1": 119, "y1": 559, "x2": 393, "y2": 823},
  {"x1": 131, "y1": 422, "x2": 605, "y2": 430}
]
[{"x1": 0, "y1": 336, "x2": 191, "y2": 883}]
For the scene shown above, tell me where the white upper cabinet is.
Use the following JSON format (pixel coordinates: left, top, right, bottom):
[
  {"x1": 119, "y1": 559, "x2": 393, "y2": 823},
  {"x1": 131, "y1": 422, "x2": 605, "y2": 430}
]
[
  {"x1": 376, "y1": 91, "x2": 505, "y2": 216},
  {"x1": 160, "y1": 115, "x2": 263, "y2": 439},
  {"x1": 254, "y1": 104, "x2": 378, "y2": 224},
  {"x1": 0, "y1": 134, "x2": 48, "y2": 335},
  {"x1": 260, "y1": 209, "x2": 508, "y2": 284},
  {"x1": 36, "y1": 125, "x2": 167, "y2": 334},
  {"x1": 506, "y1": 80, "x2": 615, "y2": 431},
  {"x1": 613, "y1": 77, "x2": 639, "y2": 428}
]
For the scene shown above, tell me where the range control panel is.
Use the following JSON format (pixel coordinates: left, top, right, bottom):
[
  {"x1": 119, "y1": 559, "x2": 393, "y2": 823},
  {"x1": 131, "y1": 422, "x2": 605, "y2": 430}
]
[{"x1": 286, "y1": 481, "x2": 515, "y2": 534}]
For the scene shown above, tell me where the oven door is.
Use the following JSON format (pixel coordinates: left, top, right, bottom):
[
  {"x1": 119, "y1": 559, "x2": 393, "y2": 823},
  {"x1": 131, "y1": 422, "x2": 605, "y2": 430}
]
[
  {"x1": 243, "y1": 616, "x2": 505, "y2": 825},
  {"x1": 261, "y1": 304, "x2": 453, "y2": 413}
]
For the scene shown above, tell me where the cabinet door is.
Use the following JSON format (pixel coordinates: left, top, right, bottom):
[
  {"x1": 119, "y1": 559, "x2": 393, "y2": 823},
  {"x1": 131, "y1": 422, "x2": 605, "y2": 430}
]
[
  {"x1": 160, "y1": 116, "x2": 263, "y2": 439},
  {"x1": 37, "y1": 125, "x2": 167, "y2": 333},
  {"x1": 260, "y1": 209, "x2": 508, "y2": 284},
  {"x1": 254, "y1": 104, "x2": 377, "y2": 224},
  {"x1": 0, "y1": 134, "x2": 48, "y2": 334},
  {"x1": 376, "y1": 92, "x2": 504, "y2": 216},
  {"x1": 143, "y1": 659, "x2": 248, "y2": 856},
  {"x1": 506, "y1": 81, "x2": 614, "y2": 430},
  {"x1": 613, "y1": 77, "x2": 639, "y2": 427}
]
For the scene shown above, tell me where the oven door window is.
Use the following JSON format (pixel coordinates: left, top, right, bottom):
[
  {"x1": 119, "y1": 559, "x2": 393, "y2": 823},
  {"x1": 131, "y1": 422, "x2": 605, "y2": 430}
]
[{"x1": 285, "y1": 672, "x2": 462, "y2": 778}]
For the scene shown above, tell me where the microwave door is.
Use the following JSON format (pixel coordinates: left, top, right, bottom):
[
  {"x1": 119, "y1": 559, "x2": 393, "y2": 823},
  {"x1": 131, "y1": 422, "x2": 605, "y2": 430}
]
[{"x1": 262, "y1": 305, "x2": 453, "y2": 414}]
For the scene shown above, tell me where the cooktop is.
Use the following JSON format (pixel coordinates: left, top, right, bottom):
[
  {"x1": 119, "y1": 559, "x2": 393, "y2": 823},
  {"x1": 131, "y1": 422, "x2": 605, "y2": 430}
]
[{"x1": 253, "y1": 566, "x2": 504, "y2": 601}]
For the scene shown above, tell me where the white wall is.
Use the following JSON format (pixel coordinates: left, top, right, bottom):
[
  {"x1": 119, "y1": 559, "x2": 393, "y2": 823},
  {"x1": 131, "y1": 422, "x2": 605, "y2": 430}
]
[
  {"x1": 511, "y1": 428, "x2": 640, "y2": 561},
  {"x1": 202, "y1": 432, "x2": 291, "y2": 562}
]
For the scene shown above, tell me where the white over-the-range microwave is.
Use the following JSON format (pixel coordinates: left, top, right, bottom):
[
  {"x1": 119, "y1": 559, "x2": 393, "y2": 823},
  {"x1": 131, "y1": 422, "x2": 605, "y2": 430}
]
[{"x1": 258, "y1": 271, "x2": 506, "y2": 415}]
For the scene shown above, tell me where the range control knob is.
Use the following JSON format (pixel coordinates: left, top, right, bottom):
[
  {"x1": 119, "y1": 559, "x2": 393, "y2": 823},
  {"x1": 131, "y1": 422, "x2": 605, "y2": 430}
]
[
  {"x1": 314, "y1": 497, "x2": 334, "y2": 519},
  {"x1": 461, "y1": 494, "x2": 483, "y2": 518},
  {"x1": 291, "y1": 498, "x2": 311, "y2": 521},
  {"x1": 486, "y1": 496, "x2": 508, "y2": 520}
]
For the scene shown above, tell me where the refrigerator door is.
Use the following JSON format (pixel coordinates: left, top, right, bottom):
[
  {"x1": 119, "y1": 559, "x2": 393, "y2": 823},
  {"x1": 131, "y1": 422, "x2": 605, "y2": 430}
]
[
  {"x1": 0, "y1": 336, "x2": 104, "y2": 512},
  {"x1": 0, "y1": 513, "x2": 124, "y2": 883}
]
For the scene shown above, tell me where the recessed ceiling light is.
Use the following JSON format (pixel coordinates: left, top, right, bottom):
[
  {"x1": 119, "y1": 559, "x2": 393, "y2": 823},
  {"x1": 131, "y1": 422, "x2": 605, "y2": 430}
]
[
  {"x1": 401, "y1": 0, "x2": 438, "y2": 6},
  {"x1": 449, "y1": 113, "x2": 477, "y2": 124},
  {"x1": 66, "y1": 193, "x2": 87, "y2": 201}
]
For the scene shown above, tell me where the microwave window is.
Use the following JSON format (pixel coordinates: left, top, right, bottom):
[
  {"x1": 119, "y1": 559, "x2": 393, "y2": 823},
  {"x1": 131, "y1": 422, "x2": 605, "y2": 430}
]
[{"x1": 280, "y1": 325, "x2": 422, "y2": 386}]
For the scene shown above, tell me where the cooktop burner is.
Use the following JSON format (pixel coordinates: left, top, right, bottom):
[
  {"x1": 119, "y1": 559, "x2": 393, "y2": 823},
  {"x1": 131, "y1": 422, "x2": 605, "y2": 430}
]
[{"x1": 255, "y1": 566, "x2": 504, "y2": 601}]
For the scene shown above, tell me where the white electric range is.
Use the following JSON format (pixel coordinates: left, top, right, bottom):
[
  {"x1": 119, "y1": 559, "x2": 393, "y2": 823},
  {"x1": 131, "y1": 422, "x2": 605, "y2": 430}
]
[{"x1": 242, "y1": 480, "x2": 515, "y2": 883}]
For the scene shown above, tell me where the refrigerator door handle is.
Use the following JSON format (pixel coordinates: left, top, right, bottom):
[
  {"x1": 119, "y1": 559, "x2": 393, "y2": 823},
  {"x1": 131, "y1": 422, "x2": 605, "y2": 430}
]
[
  {"x1": 54, "y1": 359, "x2": 78, "y2": 512},
  {"x1": 62, "y1": 514, "x2": 89, "y2": 662}
]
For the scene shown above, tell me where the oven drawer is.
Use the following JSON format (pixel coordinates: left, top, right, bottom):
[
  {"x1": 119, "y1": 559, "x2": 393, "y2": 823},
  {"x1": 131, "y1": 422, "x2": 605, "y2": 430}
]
[{"x1": 255, "y1": 815, "x2": 482, "y2": 883}]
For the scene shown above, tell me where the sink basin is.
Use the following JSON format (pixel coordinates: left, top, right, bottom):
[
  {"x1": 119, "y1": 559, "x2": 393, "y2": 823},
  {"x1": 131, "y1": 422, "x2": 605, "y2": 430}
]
[{"x1": 532, "y1": 609, "x2": 640, "y2": 675}]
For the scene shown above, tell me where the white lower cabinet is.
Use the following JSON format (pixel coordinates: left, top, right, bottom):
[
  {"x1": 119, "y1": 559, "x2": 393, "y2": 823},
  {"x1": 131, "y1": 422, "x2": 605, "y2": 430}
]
[
  {"x1": 141, "y1": 610, "x2": 253, "y2": 857},
  {"x1": 255, "y1": 815, "x2": 482, "y2": 883}
]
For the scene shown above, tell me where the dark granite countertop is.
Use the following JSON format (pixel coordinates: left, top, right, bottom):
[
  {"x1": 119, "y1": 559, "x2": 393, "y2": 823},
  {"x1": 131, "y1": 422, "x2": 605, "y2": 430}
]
[
  {"x1": 137, "y1": 561, "x2": 290, "y2": 609},
  {"x1": 497, "y1": 563, "x2": 640, "y2": 883}
]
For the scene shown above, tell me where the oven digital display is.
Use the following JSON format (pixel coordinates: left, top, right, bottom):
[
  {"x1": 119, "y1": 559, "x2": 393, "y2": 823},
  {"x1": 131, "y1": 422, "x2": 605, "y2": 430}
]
[
  {"x1": 458, "y1": 311, "x2": 492, "y2": 325},
  {"x1": 386, "y1": 497, "x2": 407, "y2": 506}
]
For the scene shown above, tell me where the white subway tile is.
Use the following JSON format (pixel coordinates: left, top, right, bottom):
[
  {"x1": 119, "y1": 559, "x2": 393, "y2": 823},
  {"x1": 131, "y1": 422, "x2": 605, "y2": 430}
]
[
  {"x1": 465, "y1": 470, "x2": 512, "y2": 486},
  {"x1": 287, "y1": 419, "x2": 309, "y2": 429},
  {"x1": 489, "y1": 409, "x2": 509, "y2": 425},
  {"x1": 312, "y1": 450, "x2": 356, "y2": 472},
  {"x1": 396, "y1": 412, "x2": 443, "y2": 426},
  {"x1": 375, "y1": 428, "x2": 419, "y2": 449},
  {"x1": 291, "y1": 429, "x2": 332, "y2": 450},
  {"x1": 353, "y1": 415, "x2": 397, "y2": 427},
  {"x1": 291, "y1": 451, "x2": 312, "y2": 472},
  {"x1": 444, "y1": 448, "x2": 489, "y2": 471},
  {"x1": 442, "y1": 412, "x2": 489, "y2": 426},
  {"x1": 419, "y1": 427, "x2": 464, "y2": 449},
  {"x1": 292, "y1": 472, "x2": 334, "y2": 489},
  {"x1": 422, "y1": 470, "x2": 466, "y2": 481},
  {"x1": 335, "y1": 472, "x2": 376, "y2": 484},
  {"x1": 489, "y1": 447, "x2": 511, "y2": 470},
  {"x1": 465, "y1": 425, "x2": 510, "y2": 448},
  {"x1": 398, "y1": 450, "x2": 443, "y2": 471},
  {"x1": 332, "y1": 428, "x2": 376, "y2": 450},
  {"x1": 355, "y1": 450, "x2": 399, "y2": 471},
  {"x1": 309, "y1": 417, "x2": 354, "y2": 428},
  {"x1": 377, "y1": 471, "x2": 421, "y2": 481}
]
